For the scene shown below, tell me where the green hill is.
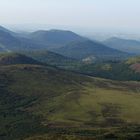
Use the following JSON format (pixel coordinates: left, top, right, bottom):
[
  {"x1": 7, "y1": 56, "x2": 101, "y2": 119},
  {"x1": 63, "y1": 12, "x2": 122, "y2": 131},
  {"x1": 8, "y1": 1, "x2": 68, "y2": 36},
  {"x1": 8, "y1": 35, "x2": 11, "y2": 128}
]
[{"x1": 0, "y1": 61, "x2": 140, "y2": 139}]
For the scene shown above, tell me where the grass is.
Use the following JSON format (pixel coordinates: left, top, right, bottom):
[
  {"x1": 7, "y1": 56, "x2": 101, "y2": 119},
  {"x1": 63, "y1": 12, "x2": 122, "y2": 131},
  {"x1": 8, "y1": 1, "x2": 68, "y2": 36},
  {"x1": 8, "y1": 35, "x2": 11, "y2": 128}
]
[{"x1": 0, "y1": 64, "x2": 140, "y2": 139}]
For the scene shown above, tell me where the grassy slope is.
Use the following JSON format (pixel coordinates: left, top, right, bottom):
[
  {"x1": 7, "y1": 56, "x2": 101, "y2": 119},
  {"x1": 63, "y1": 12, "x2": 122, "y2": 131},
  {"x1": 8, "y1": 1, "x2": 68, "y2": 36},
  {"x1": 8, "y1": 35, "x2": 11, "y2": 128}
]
[{"x1": 0, "y1": 64, "x2": 140, "y2": 139}]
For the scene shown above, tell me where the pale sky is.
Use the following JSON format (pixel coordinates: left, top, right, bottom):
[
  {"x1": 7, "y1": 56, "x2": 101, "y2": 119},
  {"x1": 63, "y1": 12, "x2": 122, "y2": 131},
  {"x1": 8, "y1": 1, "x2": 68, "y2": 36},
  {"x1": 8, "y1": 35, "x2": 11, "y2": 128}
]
[{"x1": 0, "y1": 0, "x2": 140, "y2": 33}]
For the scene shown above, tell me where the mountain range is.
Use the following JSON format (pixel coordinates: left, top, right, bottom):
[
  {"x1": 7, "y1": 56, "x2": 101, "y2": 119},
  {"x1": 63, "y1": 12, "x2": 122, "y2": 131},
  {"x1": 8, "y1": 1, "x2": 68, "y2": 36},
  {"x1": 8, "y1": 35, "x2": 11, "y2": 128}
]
[{"x1": 0, "y1": 26, "x2": 132, "y2": 62}]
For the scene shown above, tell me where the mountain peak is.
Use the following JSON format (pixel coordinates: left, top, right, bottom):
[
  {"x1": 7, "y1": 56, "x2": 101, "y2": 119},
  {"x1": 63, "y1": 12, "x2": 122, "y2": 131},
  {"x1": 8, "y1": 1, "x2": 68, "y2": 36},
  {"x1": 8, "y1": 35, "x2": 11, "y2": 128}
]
[
  {"x1": 49, "y1": 29, "x2": 71, "y2": 32},
  {"x1": 29, "y1": 29, "x2": 85, "y2": 46}
]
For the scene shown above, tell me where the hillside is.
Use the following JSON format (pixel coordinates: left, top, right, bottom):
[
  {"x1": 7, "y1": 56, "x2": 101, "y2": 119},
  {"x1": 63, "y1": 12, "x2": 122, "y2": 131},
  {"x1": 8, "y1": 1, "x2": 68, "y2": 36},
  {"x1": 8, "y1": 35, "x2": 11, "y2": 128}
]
[
  {"x1": 28, "y1": 29, "x2": 85, "y2": 48},
  {"x1": 0, "y1": 61, "x2": 140, "y2": 139},
  {"x1": 103, "y1": 37, "x2": 140, "y2": 54},
  {"x1": 53, "y1": 40, "x2": 130, "y2": 60},
  {"x1": 0, "y1": 53, "x2": 41, "y2": 65},
  {"x1": 68, "y1": 56, "x2": 140, "y2": 81},
  {"x1": 21, "y1": 50, "x2": 78, "y2": 67}
]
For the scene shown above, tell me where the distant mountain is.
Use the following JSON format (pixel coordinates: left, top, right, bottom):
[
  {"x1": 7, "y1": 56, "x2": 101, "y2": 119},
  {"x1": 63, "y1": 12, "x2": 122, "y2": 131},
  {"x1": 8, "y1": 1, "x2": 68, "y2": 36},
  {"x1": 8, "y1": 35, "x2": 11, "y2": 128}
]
[
  {"x1": 28, "y1": 29, "x2": 85, "y2": 48},
  {"x1": 0, "y1": 30, "x2": 18, "y2": 52},
  {"x1": 52, "y1": 40, "x2": 130, "y2": 60},
  {"x1": 0, "y1": 26, "x2": 133, "y2": 62},
  {"x1": 0, "y1": 29, "x2": 48, "y2": 52},
  {"x1": 103, "y1": 37, "x2": 140, "y2": 54},
  {"x1": 0, "y1": 27, "x2": 86, "y2": 52},
  {"x1": 0, "y1": 27, "x2": 79, "y2": 67},
  {"x1": 0, "y1": 53, "x2": 41, "y2": 65}
]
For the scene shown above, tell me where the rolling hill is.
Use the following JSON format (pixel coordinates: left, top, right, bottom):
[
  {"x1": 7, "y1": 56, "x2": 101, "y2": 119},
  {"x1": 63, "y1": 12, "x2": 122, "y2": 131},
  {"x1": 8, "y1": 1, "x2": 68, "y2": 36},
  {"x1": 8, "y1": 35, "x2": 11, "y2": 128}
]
[
  {"x1": 52, "y1": 40, "x2": 131, "y2": 60},
  {"x1": 0, "y1": 54, "x2": 140, "y2": 140},
  {"x1": 103, "y1": 37, "x2": 140, "y2": 54}
]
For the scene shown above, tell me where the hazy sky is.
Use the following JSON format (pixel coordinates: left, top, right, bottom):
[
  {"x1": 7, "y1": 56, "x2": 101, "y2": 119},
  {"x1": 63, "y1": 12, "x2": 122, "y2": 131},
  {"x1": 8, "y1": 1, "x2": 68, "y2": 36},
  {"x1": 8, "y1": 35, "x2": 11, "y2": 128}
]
[{"x1": 0, "y1": 0, "x2": 140, "y2": 33}]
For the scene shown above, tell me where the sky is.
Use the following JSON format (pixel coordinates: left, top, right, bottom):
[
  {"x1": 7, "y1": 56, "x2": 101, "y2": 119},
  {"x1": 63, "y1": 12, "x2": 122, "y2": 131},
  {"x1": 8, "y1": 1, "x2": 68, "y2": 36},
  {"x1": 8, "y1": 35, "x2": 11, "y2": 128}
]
[{"x1": 0, "y1": 0, "x2": 140, "y2": 34}]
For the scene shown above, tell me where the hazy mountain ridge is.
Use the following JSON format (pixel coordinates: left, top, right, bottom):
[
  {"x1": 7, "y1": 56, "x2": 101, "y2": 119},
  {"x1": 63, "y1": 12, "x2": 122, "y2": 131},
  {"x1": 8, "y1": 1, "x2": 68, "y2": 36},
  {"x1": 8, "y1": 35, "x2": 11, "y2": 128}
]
[
  {"x1": 0, "y1": 25, "x2": 14, "y2": 34},
  {"x1": 0, "y1": 26, "x2": 131, "y2": 62},
  {"x1": 103, "y1": 37, "x2": 140, "y2": 54},
  {"x1": 0, "y1": 29, "x2": 47, "y2": 52}
]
